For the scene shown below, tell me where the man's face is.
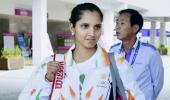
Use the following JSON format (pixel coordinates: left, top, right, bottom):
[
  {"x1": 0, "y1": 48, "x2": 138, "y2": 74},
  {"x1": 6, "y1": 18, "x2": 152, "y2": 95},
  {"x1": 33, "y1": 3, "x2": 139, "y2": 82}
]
[{"x1": 115, "y1": 13, "x2": 136, "y2": 41}]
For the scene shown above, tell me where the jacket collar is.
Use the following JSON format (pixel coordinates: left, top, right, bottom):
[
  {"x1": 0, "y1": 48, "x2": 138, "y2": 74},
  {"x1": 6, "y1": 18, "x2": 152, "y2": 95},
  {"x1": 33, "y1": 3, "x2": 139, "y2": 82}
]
[
  {"x1": 64, "y1": 44, "x2": 110, "y2": 68},
  {"x1": 118, "y1": 39, "x2": 140, "y2": 53}
]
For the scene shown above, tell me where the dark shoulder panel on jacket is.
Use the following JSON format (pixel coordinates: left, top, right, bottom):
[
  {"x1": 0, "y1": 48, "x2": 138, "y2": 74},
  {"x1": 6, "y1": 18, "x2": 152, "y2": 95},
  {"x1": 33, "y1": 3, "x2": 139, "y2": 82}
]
[
  {"x1": 110, "y1": 43, "x2": 121, "y2": 49},
  {"x1": 141, "y1": 42, "x2": 157, "y2": 51},
  {"x1": 109, "y1": 43, "x2": 121, "y2": 52}
]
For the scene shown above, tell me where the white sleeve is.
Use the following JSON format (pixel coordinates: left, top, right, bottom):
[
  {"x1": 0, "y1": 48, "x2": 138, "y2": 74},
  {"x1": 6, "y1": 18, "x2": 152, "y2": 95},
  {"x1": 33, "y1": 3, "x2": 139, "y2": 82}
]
[
  {"x1": 149, "y1": 51, "x2": 164, "y2": 98},
  {"x1": 18, "y1": 57, "x2": 52, "y2": 100}
]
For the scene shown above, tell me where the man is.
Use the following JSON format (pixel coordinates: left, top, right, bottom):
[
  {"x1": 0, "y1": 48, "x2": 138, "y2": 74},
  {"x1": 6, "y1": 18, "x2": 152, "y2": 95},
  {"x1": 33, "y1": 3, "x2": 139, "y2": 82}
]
[{"x1": 110, "y1": 9, "x2": 164, "y2": 100}]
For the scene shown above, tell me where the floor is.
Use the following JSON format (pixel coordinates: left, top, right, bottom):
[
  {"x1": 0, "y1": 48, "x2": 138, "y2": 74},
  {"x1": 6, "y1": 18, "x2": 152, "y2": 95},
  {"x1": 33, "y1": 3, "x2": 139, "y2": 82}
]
[
  {"x1": 0, "y1": 66, "x2": 33, "y2": 100},
  {"x1": 0, "y1": 55, "x2": 169, "y2": 100}
]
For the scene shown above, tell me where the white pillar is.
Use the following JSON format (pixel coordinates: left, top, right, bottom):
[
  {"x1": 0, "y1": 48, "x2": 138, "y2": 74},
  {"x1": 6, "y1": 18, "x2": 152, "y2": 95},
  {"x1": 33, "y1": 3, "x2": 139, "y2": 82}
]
[
  {"x1": 32, "y1": 0, "x2": 47, "y2": 66},
  {"x1": 99, "y1": 9, "x2": 115, "y2": 51},
  {"x1": 150, "y1": 21, "x2": 156, "y2": 45},
  {"x1": 160, "y1": 22, "x2": 166, "y2": 45}
]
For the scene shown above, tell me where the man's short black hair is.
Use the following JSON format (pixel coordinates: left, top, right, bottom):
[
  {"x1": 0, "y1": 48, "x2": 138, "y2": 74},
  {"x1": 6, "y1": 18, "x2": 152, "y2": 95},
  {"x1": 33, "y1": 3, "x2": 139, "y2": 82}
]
[{"x1": 119, "y1": 9, "x2": 143, "y2": 34}]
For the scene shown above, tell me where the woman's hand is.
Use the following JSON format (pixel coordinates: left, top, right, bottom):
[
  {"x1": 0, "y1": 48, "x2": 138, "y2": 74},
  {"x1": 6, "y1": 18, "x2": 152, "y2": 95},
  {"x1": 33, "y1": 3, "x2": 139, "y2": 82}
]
[{"x1": 45, "y1": 61, "x2": 62, "y2": 82}]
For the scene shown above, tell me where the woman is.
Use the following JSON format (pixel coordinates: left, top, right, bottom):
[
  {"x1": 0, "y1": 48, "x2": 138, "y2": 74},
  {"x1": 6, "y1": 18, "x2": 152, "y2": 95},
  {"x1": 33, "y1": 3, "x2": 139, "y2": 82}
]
[{"x1": 19, "y1": 3, "x2": 126, "y2": 100}]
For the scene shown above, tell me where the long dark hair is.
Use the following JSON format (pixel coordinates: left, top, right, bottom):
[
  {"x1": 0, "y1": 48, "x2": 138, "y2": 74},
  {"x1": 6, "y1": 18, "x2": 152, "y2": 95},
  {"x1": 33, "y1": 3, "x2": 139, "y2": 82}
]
[{"x1": 69, "y1": 3, "x2": 103, "y2": 27}]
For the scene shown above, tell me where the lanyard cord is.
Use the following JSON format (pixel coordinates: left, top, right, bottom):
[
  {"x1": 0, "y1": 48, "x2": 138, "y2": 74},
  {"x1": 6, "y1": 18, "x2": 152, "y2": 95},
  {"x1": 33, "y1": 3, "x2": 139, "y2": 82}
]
[
  {"x1": 49, "y1": 54, "x2": 56, "y2": 100},
  {"x1": 130, "y1": 41, "x2": 140, "y2": 66}
]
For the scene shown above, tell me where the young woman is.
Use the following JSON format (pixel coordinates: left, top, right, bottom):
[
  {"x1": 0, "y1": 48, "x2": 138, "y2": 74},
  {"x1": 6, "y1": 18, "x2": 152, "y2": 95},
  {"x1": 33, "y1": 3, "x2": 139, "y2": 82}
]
[{"x1": 19, "y1": 3, "x2": 126, "y2": 100}]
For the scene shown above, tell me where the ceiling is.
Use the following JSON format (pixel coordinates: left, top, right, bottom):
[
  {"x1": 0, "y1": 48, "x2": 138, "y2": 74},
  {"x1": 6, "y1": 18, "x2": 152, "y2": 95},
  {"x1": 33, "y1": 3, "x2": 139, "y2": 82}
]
[{"x1": 1, "y1": 0, "x2": 170, "y2": 22}]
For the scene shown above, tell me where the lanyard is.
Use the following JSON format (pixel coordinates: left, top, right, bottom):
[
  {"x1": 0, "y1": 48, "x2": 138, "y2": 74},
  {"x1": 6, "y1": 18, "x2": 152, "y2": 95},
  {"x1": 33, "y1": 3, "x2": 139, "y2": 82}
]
[{"x1": 130, "y1": 41, "x2": 140, "y2": 65}]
